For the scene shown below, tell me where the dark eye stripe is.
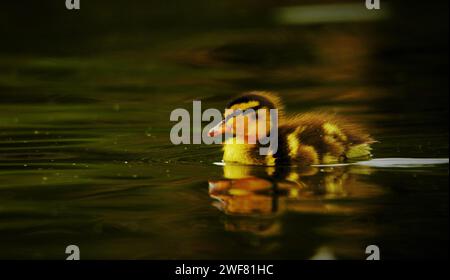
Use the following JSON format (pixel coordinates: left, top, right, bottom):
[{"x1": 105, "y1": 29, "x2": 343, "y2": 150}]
[
  {"x1": 225, "y1": 109, "x2": 255, "y2": 121},
  {"x1": 225, "y1": 107, "x2": 267, "y2": 122},
  {"x1": 224, "y1": 110, "x2": 242, "y2": 122}
]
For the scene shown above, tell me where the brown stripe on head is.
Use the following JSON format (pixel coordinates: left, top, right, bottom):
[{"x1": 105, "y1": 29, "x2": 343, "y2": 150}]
[{"x1": 226, "y1": 91, "x2": 284, "y2": 116}]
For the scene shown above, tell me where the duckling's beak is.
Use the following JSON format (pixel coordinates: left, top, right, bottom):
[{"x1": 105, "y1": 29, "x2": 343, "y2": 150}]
[{"x1": 208, "y1": 120, "x2": 226, "y2": 137}]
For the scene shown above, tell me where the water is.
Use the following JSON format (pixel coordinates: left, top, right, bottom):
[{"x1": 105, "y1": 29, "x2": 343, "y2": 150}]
[{"x1": 0, "y1": 1, "x2": 448, "y2": 259}]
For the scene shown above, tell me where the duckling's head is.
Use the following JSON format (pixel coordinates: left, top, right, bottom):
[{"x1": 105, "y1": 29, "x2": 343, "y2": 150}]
[{"x1": 208, "y1": 91, "x2": 283, "y2": 143}]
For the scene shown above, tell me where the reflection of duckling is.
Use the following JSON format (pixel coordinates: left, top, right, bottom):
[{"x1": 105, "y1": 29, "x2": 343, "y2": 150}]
[
  {"x1": 208, "y1": 164, "x2": 383, "y2": 217},
  {"x1": 208, "y1": 91, "x2": 375, "y2": 166}
]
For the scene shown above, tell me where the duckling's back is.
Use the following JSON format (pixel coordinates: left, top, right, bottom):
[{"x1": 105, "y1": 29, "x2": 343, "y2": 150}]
[{"x1": 274, "y1": 113, "x2": 374, "y2": 165}]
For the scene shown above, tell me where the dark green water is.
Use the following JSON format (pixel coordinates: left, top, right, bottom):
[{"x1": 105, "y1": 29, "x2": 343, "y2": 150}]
[{"x1": 0, "y1": 1, "x2": 448, "y2": 259}]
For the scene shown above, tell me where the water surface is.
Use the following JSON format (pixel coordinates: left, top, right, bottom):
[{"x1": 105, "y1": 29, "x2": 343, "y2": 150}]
[{"x1": 0, "y1": 1, "x2": 448, "y2": 259}]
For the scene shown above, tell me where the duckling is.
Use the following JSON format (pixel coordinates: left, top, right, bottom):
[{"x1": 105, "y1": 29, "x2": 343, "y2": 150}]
[{"x1": 208, "y1": 91, "x2": 375, "y2": 166}]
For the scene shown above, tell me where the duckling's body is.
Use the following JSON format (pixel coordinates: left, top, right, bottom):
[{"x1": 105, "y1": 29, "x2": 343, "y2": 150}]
[{"x1": 209, "y1": 91, "x2": 374, "y2": 166}]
